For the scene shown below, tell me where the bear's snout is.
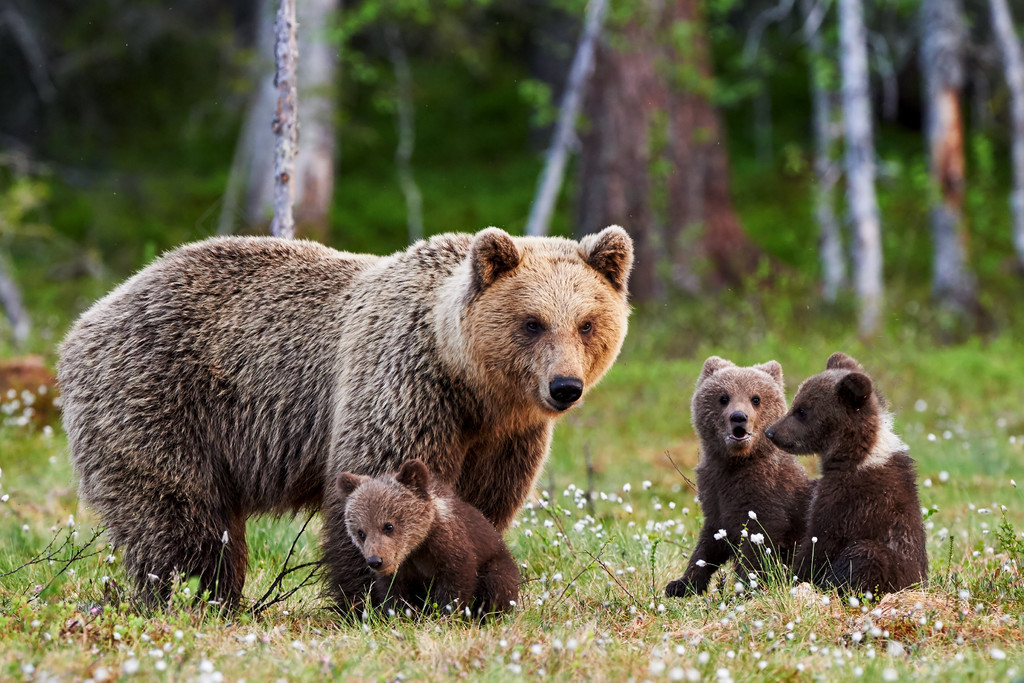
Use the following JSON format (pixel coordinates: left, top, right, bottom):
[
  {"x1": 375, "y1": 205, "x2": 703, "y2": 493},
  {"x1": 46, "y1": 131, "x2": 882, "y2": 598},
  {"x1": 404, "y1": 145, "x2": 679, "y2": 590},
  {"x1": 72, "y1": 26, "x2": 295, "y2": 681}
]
[
  {"x1": 549, "y1": 375, "x2": 584, "y2": 408},
  {"x1": 729, "y1": 411, "x2": 747, "y2": 424},
  {"x1": 765, "y1": 426, "x2": 776, "y2": 441},
  {"x1": 367, "y1": 555, "x2": 383, "y2": 570}
]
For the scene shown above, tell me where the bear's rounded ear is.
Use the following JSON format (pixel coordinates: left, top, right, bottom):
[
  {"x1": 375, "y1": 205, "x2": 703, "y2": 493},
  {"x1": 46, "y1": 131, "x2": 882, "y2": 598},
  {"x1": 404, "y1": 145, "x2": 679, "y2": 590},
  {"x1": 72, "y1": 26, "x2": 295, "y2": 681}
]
[
  {"x1": 837, "y1": 372, "x2": 873, "y2": 409},
  {"x1": 826, "y1": 352, "x2": 863, "y2": 372},
  {"x1": 471, "y1": 227, "x2": 521, "y2": 292},
  {"x1": 395, "y1": 459, "x2": 430, "y2": 496},
  {"x1": 579, "y1": 225, "x2": 634, "y2": 293},
  {"x1": 755, "y1": 360, "x2": 784, "y2": 386},
  {"x1": 698, "y1": 356, "x2": 734, "y2": 385},
  {"x1": 337, "y1": 472, "x2": 367, "y2": 496}
]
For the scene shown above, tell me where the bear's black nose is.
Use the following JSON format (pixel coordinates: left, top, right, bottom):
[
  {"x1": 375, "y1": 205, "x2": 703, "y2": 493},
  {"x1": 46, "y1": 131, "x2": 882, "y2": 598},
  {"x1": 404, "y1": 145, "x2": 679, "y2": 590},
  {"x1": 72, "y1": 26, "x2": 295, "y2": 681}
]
[
  {"x1": 550, "y1": 376, "x2": 584, "y2": 404},
  {"x1": 729, "y1": 411, "x2": 747, "y2": 424},
  {"x1": 367, "y1": 556, "x2": 383, "y2": 570},
  {"x1": 765, "y1": 427, "x2": 776, "y2": 440}
]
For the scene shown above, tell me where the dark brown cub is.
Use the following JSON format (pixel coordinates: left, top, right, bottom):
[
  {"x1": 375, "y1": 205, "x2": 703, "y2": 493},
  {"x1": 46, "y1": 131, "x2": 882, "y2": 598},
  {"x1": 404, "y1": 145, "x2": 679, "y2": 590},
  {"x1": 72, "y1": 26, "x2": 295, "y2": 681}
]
[
  {"x1": 665, "y1": 357, "x2": 815, "y2": 598},
  {"x1": 335, "y1": 459, "x2": 520, "y2": 617},
  {"x1": 766, "y1": 352, "x2": 928, "y2": 594}
]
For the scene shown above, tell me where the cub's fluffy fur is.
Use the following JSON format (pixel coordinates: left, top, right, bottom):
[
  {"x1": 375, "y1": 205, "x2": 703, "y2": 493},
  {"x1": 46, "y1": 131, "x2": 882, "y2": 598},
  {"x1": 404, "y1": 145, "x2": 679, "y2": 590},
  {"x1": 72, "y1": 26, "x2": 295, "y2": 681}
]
[
  {"x1": 58, "y1": 228, "x2": 632, "y2": 608},
  {"x1": 666, "y1": 357, "x2": 815, "y2": 597},
  {"x1": 338, "y1": 459, "x2": 520, "y2": 616},
  {"x1": 767, "y1": 352, "x2": 928, "y2": 594}
]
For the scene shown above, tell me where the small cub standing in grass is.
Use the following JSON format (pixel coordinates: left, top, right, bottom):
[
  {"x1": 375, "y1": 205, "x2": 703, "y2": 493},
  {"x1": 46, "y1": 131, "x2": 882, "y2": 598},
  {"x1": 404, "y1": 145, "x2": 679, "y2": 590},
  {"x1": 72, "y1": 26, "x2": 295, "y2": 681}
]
[
  {"x1": 666, "y1": 357, "x2": 815, "y2": 597},
  {"x1": 766, "y1": 352, "x2": 928, "y2": 594},
  {"x1": 337, "y1": 459, "x2": 520, "y2": 616}
]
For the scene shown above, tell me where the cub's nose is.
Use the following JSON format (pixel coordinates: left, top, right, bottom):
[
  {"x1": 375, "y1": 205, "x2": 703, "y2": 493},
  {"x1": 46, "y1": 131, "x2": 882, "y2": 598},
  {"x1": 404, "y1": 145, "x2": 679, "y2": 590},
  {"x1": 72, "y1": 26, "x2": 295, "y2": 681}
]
[
  {"x1": 550, "y1": 376, "x2": 584, "y2": 405},
  {"x1": 367, "y1": 556, "x2": 383, "y2": 570},
  {"x1": 729, "y1": 411, "x2": 748, "y2": 424},
  {"x1": 765, "y1": 427, "x2": 776, "y2": 440}
]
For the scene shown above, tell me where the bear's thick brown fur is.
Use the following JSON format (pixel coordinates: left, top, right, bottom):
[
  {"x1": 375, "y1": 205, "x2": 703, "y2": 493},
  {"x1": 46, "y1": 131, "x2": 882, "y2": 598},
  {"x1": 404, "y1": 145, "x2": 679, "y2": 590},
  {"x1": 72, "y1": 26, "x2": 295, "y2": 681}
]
[
  {"x1": 666, "y1": 357, "x2": 815, "y2": 597},
  {"x1": 58, "y1": 227, "x2": 632, "y2": 608},
  {"x1": 337, "y1": 459, "x2": 520, "y2": 616},
  {"x1": 766, "y1": 352, "x2": 928, "y2": 594}
]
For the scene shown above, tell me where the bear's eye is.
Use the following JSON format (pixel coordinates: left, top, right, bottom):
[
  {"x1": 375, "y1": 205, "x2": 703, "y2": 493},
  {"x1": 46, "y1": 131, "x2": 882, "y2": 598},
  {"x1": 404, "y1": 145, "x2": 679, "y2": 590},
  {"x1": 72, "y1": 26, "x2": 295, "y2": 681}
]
[
  {"x1": 383, "y1": 523, "x2": 394, "y2": 534},
  {"x1": 796, "y1": 406, "x2": 807, "y2": 420},
  {"x1": 522, "y1": 319, "x2": 544, "y2": 335},
  {"x1": 356, "y1": 529, "x2": 366, "y2": 541},
  {"x1": 752, "y1": 396, "x2": 760, "y2": 406},
  {"x1": 719, "y1": 395, "x2": 729, "y2": 405},
  {"x1": 579, "y1": 321, "x2": 593, "y2": 335}
]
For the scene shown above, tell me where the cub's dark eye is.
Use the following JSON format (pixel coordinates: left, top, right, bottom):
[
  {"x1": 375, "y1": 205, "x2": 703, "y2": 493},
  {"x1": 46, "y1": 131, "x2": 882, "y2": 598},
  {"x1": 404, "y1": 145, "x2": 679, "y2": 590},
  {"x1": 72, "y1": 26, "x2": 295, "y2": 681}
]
[
  {"x1": 356, "y1": 529, "x2": 366, "y2": 541},
  {"x1": 752, "y1": 396, "x2": 761, "y2": 406},
  {"x1": 383, "y1": 523, "x2": 394, "y2": 534},
  {"x1": 579, "y1": 321, "x2": 593, "y2": 335},
  {"x1": 719, "y1": 395, "x2": 729, "y2": 405},
  {"x1": 796, "y1": 406, "x2": 807, "y2": 420},
  {"x1": 523, "y1": 319, "x2": 543, "y2": 335}
]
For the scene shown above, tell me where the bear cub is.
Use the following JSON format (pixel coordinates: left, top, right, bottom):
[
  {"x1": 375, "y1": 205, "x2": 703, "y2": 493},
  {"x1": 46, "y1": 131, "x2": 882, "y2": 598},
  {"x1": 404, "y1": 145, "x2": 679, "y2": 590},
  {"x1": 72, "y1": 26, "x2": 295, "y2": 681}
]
[
  {"x1": 337, "y1": 459, "x2": 521, "y2": 616},
  {"x1": 766, "y1": 352, "x2": 928, "y2": 594},
  {"x1": 666, "y1": 357, "x2": 815, "y2": 597}
]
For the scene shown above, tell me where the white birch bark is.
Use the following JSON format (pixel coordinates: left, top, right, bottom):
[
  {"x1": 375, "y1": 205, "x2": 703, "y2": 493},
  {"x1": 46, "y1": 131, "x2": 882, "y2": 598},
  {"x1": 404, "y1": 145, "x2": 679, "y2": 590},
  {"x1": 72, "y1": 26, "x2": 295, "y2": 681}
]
[
  {"x1": 989, "y1": 0, "x2": 1024, "y2": 269},
  {"x1": 839, "y1": 0, "x2": 883, "y2": 335},
  {"x1": 293, "y1": 0, "x2": 339, "y2": 239},
  {"x1": 385, "y1": 25, "x2": 423, "y2": 244},
  {"x1": 802, "y1": 0, "x2": 845, "y2": 302},
  {"x1": 271, "y1": 0, "x2": 298, "y2": 239},
  {"x1": 526, "y1": 0, "x2": 608, "y2": 237},
  {"x1": 221, "y1": 0, "x2": 276, "y2": 234},
  {"x1": 920, "y1": 0, "x2": 975, "y2": 309},
  {"x1": 0, "y1": 257, "x2": 29, "y2": 346}
]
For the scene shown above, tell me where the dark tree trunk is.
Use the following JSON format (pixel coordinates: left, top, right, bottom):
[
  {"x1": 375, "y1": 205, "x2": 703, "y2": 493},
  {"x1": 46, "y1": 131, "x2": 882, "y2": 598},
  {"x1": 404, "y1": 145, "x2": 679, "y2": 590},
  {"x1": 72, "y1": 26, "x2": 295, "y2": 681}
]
[
  {"x1": 921, "y1": 0, "x2": 976, "y2": 312},
  {"x1": 576, "y1": 0, "x2": 756, "y2": 302}
]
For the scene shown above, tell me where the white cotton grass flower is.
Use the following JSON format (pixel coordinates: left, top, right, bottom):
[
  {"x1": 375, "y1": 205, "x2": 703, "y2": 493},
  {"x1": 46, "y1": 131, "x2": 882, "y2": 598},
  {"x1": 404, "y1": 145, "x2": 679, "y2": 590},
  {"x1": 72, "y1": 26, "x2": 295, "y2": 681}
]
[
  {"x1": 714, "y1": 529, "x2": 728, "y2": 541},
  {"x1": 748, "y1": 511, "x2": 757, "y2": 520},
  {"x1": 696, "y1": 559, "x2": 707, "y2": 567},
  {"x1": 221, "y1": 530, "x2": 229, "y2": 544},
  {"x1": 750, "y1": 533, "x2": 765, "y2": 545}
]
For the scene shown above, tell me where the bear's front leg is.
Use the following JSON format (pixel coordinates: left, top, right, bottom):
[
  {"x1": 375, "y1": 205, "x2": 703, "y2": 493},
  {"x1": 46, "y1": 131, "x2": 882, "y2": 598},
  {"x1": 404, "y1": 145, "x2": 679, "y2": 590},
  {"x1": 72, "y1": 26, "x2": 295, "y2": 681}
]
[{"x1": 666, "y1": 521, "x2": 733, "y2": 597}]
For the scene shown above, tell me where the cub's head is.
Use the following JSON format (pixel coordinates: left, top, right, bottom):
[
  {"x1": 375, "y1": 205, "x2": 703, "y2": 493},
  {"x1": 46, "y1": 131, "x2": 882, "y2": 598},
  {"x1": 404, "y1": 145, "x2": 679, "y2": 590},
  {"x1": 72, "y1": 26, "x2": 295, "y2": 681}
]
[
  {"x1": 766, "y1": 352, "x2": 883, "y2": 461},
  {"x1": 691, "y1": 356, "x2": 787, "y2": 458},
  {"x1": 456, "y1": 226, "x2": 633, "y2": 417},
  {"x1": 337, "y1": 459, "x2": 436, "y2": 576}
]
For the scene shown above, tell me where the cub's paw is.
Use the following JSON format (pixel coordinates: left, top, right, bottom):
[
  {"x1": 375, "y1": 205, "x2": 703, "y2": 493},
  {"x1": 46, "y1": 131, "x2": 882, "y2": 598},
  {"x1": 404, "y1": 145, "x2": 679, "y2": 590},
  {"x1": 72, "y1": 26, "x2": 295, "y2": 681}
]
[{"x1": 664, "y1": 578, "x2": 699, "y2": 598}]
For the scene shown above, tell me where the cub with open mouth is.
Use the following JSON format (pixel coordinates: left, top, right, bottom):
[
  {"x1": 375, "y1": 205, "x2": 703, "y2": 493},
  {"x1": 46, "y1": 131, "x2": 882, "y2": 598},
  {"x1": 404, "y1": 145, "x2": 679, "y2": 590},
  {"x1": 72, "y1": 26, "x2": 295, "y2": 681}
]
[{"x1": 666, "y1": 356, "x2": 816, "y2": 597}]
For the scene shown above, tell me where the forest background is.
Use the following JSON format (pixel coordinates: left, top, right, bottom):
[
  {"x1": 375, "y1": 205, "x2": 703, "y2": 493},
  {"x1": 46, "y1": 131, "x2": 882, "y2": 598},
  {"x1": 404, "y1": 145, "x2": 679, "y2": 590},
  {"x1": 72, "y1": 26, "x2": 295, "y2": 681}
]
[{"x1": 1, "y1": 0, "x2": 1023, "y2": 680}]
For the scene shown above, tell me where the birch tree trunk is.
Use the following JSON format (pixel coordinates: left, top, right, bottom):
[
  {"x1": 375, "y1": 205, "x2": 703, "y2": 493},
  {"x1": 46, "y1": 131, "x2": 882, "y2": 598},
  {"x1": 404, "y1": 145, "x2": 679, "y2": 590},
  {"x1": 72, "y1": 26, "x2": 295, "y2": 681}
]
[
  {"x1": 839, "y1": 0, "x2": 883, "y2": 336},
  {"x1": 802, "y1": 0, "x2": 845, "y2": 302},
  {"x1": 989, "y1": 0, "x2": 1024, "y2": 270},
  {"x1": 222, "y1": 0, "x2": 339, "y2": 238},
  {"x1": 921, "y1": 0, "x2": 975, "y2": 310},
  {"x1": 0, "y1": 258, "x2": 29, "y2": 346},
  {"x1": 385, "y1": 24, "x2": 424, "y2": 244},
  {"x1": 525, "y1": 0, "x2": 608, "y2": 238},
  {"x1": 293, "y1": 0, "x2": 340, "y2": 241},
  {"x1": 271, "y1": 0, "x2": 298, "y2": 239}
]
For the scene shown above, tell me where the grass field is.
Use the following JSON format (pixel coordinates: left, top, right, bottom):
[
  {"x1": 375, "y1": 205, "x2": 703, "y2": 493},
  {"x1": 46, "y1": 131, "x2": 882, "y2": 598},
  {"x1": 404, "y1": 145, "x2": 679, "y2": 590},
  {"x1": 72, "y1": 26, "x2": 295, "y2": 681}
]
[{"x1": 1, "y1": 300, "x2": 1023, "y2": 681}]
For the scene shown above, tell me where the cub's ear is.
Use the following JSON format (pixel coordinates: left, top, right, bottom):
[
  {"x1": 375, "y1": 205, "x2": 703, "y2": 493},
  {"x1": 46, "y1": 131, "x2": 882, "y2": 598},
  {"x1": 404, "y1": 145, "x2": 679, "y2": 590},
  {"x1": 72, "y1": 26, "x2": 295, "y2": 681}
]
[
  {"x1": 755, "y1": 360, "x2": 784, "y2": 386},
  {"x1": 337, "y1": 472, "x2": 367, "y2": 496},
  {"x1": 395, "y1": 459, "x2": 431, "y2": 496},
  {"x1": 826, "y1": 352, "x2": 863, "y2": 372},
  {"x1": 579, "y1": 225, "x2": 634, "y2": 293},
  {"x1": 471, "y1": 227, "x2": 521, "y2": 292},
  {"x1": 698, "y1": 356, "x2": 735, "y2": 385},
  {"x1": 837, "y1": 372, "x2": 873, "y2": 409}
]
